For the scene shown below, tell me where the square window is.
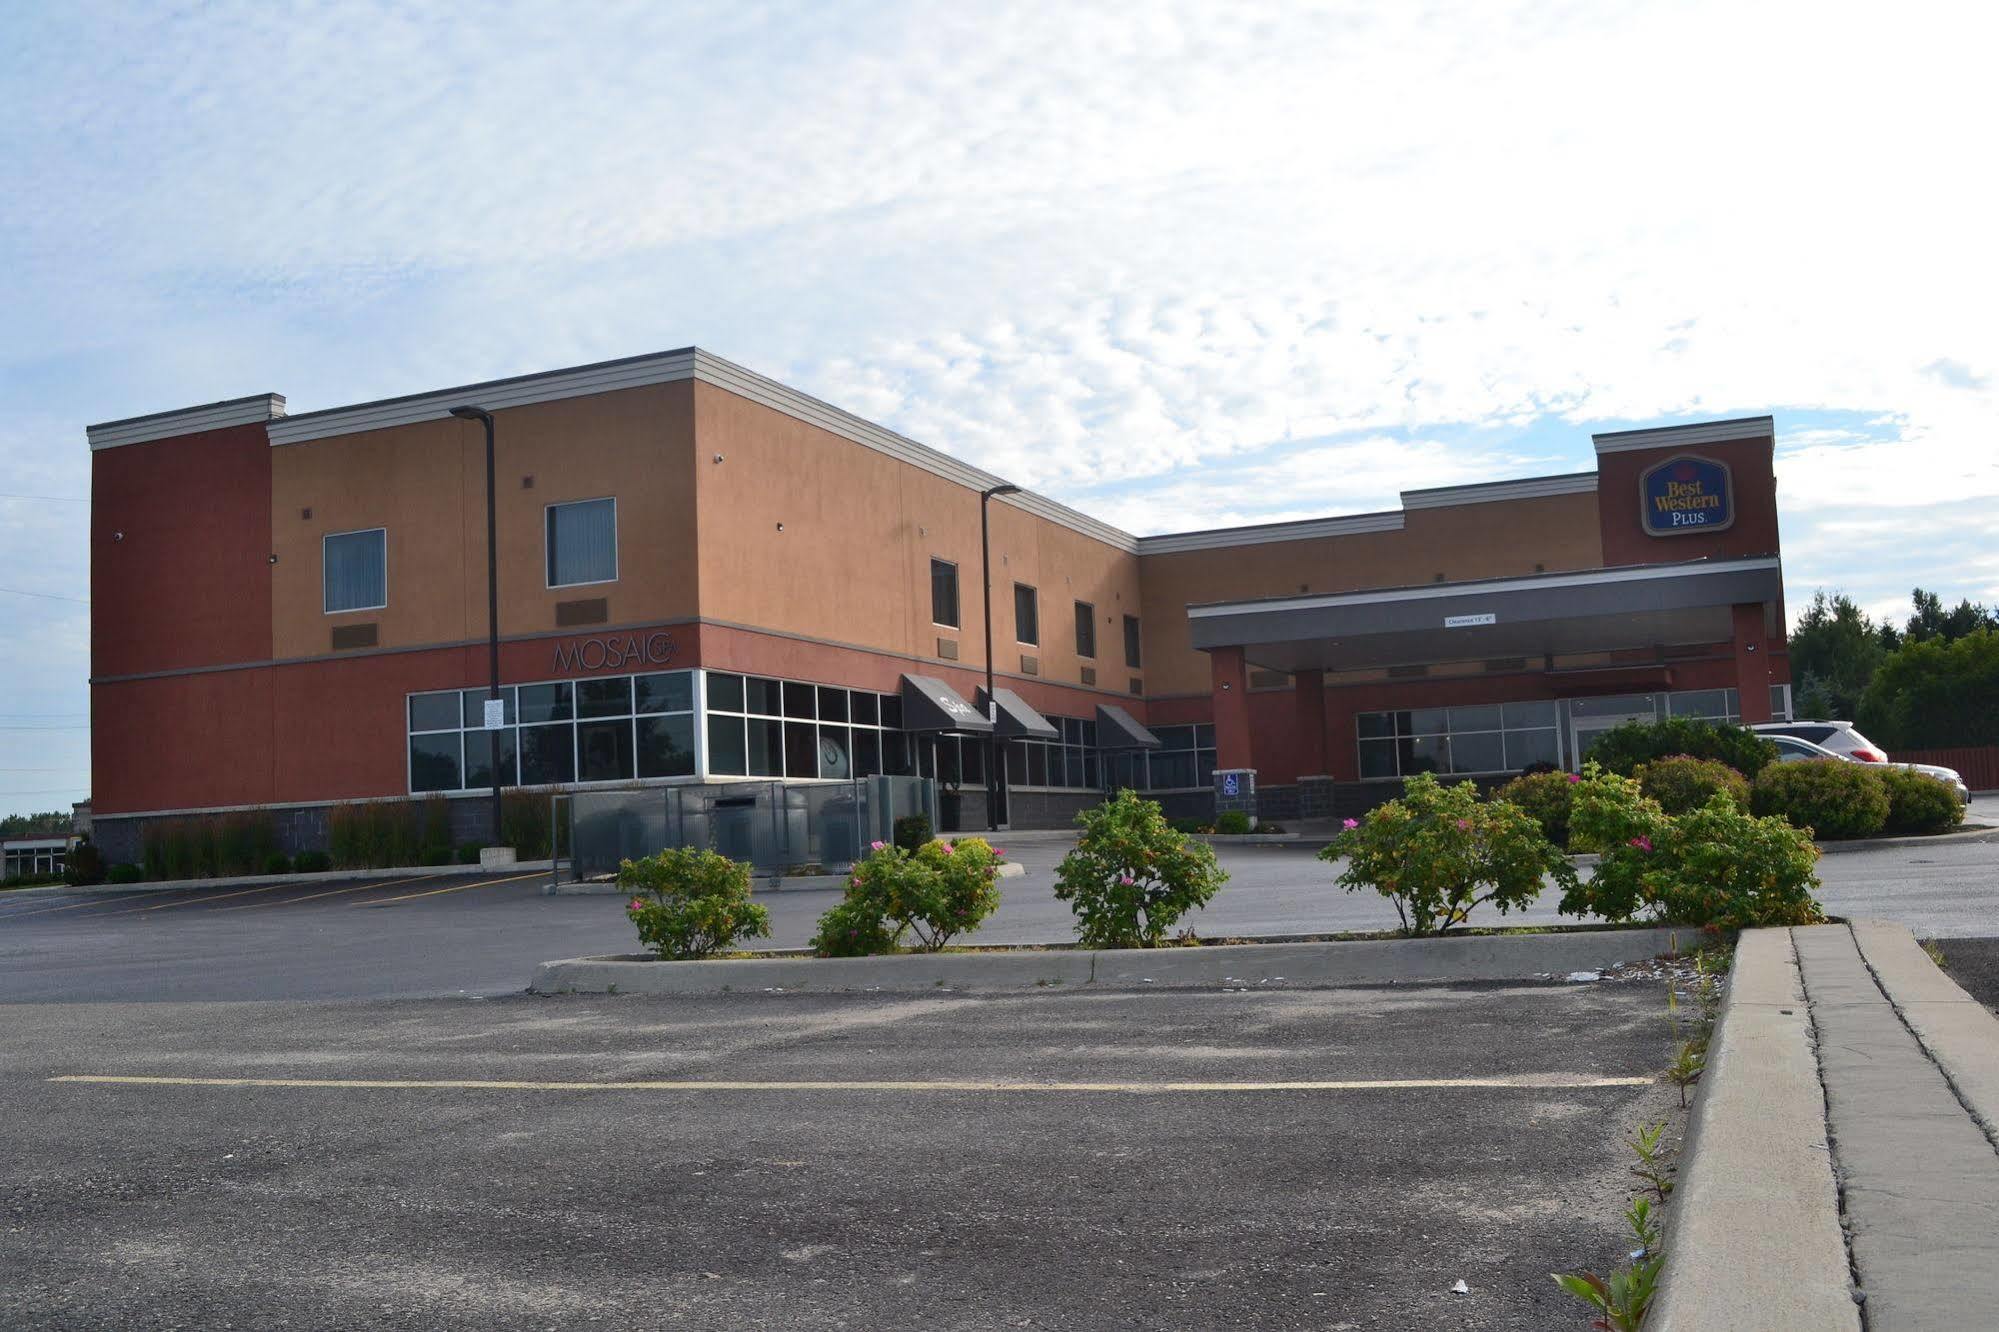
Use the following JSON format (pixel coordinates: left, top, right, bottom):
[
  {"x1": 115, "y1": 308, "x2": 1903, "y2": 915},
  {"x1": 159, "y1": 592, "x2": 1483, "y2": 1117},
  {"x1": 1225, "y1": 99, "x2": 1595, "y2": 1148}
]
[
  {"x1": 879, "y1": 695, "x2": 903, "y2": 731},
  {"x1": 1448, "y1": 704, "x2": 1504, "y2": 733},
  {"x1": 546, "y1": 498, "x2": 617, "y2": 587},
  {"x1": 706, "y1": 715, "x2": 747, "y2": 776},
  {"x1": 819, "y1": 725, "x2": 852, "y2": 779},
  {"x1": 518, "y1": 682, "x2": 573, "y2": 724},
  {"x1": 1014, "y1": 583, "x2": 1039, "y2": 645},
  {"x1": 783, "y1": 720, "x2": 818, "y2": 777},
  {"x1": 634, "y1": 671, "x2": 692, "y2": 715},
  {"x1": 706, "y1": 672, "x2": 745, "y2": 713},
  {"x1": 463, "y1": 727, "x2": 518, "y2": 789},
  {"x1": 1502, "y1": 701, "x2": 1558, "y2": 729},
  {"x1": 1358, "y1": 739, "x2": 1399, "y2": 778},
  {"x1": 817, "y1": 686, "x2": 849, "y2": 722},
  {"x1": 852, "y1": 729, "x2": 881, "y2": 777},
  {"x1": 931, "y1": 559, "x2": 960, "y2": 628},
  {"x1": 783, "y1": 681, "x2": 816, "y2": 719},
  {"x1": 519, "y1": 723, "x2": 576, "y2": 784},
  {"x1": 1406, "y1": 735, "x2": 1448, "y2": 774},
  {"x1": 1357, "y1": 711, "x2": 1397, "y2": 740},
  {"x1": 409, "y1": 691, "x2": 461, "y2": 733},
  {"x1": 744, "y1": 677, "x2": 782, "y2": 715},
  {"x1": 961, "y1": 740, "x2": 984, "y2": 785},
  {"x1": 577, "y1": 719, "x2": 634, "y2": 782},
  {"x1": 747, "y1": 718, "x2": 783, "y2": 777},
  {"x1": 1449, "y1": 731, "x2": 1505, "y2": 773},
  {"x1": 850, "y1": 692, "x2": 879, "y2": 727},
  {"x1": 409, "y1": 732, "x2": 461, "y2": 792},
  {"x1": 637, "y1": 715, "x2": 695, "y2": 778},
  {"x1": 1405, "y1": 708, "x2": 1449, "y2": 737},
  {"x1": 324, "y1": 528, "x2": 386, "y2": 614},
  {"x1": 577, "y1": 676, "x2": 632, "y2": 719},
  {"x1": 1506, "y1": 728, "x2": 1560, "y2": 771},
  {"x1": 461, "y1": 687, "x2": 517, "y2": 728}
]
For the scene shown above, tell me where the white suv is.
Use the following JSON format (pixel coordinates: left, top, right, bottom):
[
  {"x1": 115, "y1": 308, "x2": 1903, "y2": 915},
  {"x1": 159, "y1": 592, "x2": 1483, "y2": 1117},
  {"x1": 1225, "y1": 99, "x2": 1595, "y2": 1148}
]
[{"x1": 1752, "y1": 722, "x2": 1970, "y2": 804}]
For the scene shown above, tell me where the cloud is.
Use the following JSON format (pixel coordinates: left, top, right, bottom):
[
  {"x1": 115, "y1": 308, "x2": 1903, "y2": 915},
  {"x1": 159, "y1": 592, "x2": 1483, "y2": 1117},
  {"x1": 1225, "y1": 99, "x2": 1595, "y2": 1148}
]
[{"x1": 1923, "y1": 358, "x2": 1991, "y2": 392}]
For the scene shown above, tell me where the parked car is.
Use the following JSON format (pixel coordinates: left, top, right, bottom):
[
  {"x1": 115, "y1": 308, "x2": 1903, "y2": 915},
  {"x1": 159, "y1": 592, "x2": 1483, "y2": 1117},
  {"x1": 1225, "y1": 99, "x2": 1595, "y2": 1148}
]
[
  {"x1": 1757, "y1": 728, "x2": 1971, "y2": 804},
  {"x1": 1751, "y1": 719, "x2": 1889, "y2": 762}
]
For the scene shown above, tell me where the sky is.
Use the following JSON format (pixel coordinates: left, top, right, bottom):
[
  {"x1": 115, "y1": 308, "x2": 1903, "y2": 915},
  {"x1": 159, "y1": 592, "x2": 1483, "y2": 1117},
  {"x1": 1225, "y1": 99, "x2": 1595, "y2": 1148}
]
[{"x1": 2, "y1": 0, "x2": 1995, "y2": 818}]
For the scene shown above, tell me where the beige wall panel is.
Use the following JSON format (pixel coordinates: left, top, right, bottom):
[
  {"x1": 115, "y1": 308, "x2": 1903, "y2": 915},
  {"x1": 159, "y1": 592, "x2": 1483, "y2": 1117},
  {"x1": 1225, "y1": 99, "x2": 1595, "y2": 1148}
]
[
  {"x1": 1138, "y1": 490, "x2": 1604, "y2": 695},
  {"x1": 691, "y1": 382, "x2": 1142, "y2": 693},
  {"x1": 270, "y1": 382, "x2": 696, "y2": 661}
]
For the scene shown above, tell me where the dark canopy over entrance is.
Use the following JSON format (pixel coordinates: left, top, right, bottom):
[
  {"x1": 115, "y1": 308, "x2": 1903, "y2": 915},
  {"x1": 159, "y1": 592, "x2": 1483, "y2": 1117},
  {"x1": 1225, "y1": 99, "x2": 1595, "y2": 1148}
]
[
  {"x1": 899, "y1": 675, "x2": 993, "y2": 733},
  {"x1": 976, "y1": 687, "x2": 1059, "y2": 740},
  {"x1": 1095, "y1": 703, "x2": 1161, "y2": 750}
]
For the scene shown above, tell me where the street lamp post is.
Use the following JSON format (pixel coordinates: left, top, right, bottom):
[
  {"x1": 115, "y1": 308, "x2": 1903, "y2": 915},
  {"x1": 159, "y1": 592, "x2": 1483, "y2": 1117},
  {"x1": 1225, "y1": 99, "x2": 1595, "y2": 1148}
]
[
  {"x1": 449, "y1": 405, "x2": 503, "y2": 851},
  {"x1": 980, "y1": 482, "x2": 1020, "y2": 832}
]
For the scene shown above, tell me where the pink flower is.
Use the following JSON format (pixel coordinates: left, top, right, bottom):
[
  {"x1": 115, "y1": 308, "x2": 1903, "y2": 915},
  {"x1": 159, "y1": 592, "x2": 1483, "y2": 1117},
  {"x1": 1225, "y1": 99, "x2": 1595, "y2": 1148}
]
[
  {"x1": 1566, "y1": 773, "x2": 1581, "y2": 784},
  {"x1": 870, "y1": 840, "x2": 886, "y2": 852},
  {"x1": 992, "y1": 848, "x2": 1006, "y2": 856},
  {"x1": 940, "y1": 842, "x2": 954, "y2": 853},
  {"x1": 1342, "y1": 818, "x2": 1359, "y2": 830},
  {"x1": 1119, "y1": 874, "x2": 1136, "y2": 886},
  {"x1": 627, "y1": 897, "x2": 644, "y2": 911},
  {"x1": 1455, "y1": 818, "x2": 1470, "y2": 830},
  {"x1": 1628, "y1": 835, "x2": 1653, "y2": 852}
]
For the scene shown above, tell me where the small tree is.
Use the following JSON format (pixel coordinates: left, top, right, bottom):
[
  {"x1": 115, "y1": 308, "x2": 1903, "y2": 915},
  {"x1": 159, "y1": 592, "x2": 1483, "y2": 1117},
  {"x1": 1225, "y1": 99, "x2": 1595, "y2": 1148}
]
[
  {"x1": 621, "y1": 847, "x2": 771, "y2": 960},
  {"x1": 1054, "y1": 790, "x2": 1227, "y2": 948},
  {"x1": 812, "y1": 837, "x2": 1006, "y2": 956},
  {"x1": 1584, "y1": 717, "x2": 1778, "y2": 779},
  {"x1": 1561, "y1": 763, "x2": 1669, "y2": 921},
  {"x1": 1322, "y1": 773, "x2": 1573, "y2": 937},
  {"x1": 1643, "y1": 793, "x2": 1824, "y2": 929}
]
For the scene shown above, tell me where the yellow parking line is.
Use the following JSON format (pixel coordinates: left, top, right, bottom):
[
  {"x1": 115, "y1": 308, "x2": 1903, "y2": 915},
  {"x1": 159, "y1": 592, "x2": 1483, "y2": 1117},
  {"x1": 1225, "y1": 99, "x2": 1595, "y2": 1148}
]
[
  {"x1": 355, "y1": 870, "x2": 545, "y2": 906},
  {"x1": 213, "y1": 873, "x2": 441, "y2": 912},
  {"x1": 110, "y1": 875, "x2": 429, "y2": 915},
  {"x1": 0, "y1": 891, "x2": 162, "y2": 920},
  {"x1": 51, "y1": 1073, "x2": 1656, "y2": 1094}
]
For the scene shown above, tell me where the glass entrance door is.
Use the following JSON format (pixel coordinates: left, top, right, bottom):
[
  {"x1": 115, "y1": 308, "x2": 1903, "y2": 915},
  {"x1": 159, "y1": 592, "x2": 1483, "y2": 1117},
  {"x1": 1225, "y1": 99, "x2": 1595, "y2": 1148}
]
[{"x1": 1568, "y1": 694, "x2": 1664, "y2": 769}]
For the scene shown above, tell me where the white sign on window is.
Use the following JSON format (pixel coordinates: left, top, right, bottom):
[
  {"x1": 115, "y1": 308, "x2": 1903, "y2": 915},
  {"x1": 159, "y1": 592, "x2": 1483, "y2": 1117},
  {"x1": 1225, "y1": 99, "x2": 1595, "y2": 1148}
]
[
  {"x1": 1444, "y1": 613, "x2": 1497, "y2": 628},
  {"x1": 482, "y1": 698, "x2": 507, "y2": 730}
]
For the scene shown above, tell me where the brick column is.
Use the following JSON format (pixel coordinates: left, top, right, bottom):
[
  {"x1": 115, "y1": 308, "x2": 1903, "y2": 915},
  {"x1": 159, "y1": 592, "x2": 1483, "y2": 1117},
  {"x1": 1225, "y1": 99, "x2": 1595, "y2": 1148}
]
[
  {"x1": 1210, "y1": 646, "x2": 1254, "y2": 770},
  {"x1": 1732, "y1": 602, "x2": 1774, "y2": 723},
  {"x1": 1293, "y1": 669, "x2": 1327, "y2": 775}
]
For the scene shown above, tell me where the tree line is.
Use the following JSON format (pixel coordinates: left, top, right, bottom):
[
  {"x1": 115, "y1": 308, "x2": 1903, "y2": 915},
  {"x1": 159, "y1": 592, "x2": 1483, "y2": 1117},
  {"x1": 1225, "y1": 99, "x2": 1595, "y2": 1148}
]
[
  {"x1": 1789, "y1": 588, "x2": 1999, "y2": 748},
  {"x1": 0, "y1": 810, "x2": 74, "y2": 838}
]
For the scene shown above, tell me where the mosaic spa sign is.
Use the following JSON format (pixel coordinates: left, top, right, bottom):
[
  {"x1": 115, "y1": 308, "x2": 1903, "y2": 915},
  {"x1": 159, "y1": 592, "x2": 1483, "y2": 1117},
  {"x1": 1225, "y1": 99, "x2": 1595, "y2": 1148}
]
[
  {"x1": 1640, "y1": 455, "x2": 1734, "y2": 536},
  {"x1": 550, "y1": 630, "x2": 677, "y2": 674}
]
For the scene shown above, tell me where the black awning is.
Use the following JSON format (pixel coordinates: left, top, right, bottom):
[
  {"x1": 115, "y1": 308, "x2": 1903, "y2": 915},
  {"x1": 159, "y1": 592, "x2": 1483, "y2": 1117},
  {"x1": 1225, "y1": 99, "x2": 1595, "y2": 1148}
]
[
  {"x1": 899, "y1": 675, "x2": 993, "y2": 733},
  {"x1": 1095, "y1": 703, "x2": 1161, "y2": 750},
  {"x1": 976, "y1": 687, "x2": 1059, "y2": 740}
]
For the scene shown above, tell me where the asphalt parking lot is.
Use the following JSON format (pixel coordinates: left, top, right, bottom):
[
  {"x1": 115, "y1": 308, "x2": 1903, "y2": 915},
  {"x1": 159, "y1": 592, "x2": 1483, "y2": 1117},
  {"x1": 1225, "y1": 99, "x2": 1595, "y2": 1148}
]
[
  {"x1": 2, "y1": 826, "x2": 1995, "y2": 1003},
  {"x1": 0, "y1": 981, "x2": 1681, "y2": 1330}
]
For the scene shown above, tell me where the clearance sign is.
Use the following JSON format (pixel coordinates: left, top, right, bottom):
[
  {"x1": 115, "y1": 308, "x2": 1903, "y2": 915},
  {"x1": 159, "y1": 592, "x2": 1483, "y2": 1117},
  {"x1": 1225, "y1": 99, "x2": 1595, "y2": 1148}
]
[{"x1": 1640, "y1": 455, "x2": 1733, "y2": 536}]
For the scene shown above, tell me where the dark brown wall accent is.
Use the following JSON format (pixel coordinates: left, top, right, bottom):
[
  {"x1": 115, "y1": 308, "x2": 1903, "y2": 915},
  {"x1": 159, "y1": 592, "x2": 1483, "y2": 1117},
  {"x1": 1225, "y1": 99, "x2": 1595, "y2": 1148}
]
[{"x1": 1596, "y1": 433, "x2": 1782, "y2": 567}]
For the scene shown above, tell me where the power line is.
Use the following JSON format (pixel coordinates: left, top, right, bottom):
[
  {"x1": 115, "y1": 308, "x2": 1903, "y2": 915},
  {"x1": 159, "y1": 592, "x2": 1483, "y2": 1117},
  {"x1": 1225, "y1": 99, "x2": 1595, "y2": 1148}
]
[
  {"x1": 0, "y1": 725, "x2": 90, "y2": 731},
  {"x1": 0, "y1": 785, "x2": 91, "y2": 796},
  {"x1": 0, "y1": 588, "x2": 89, "y2": 605},
  {"x1": 0, "y1": 492, "x2": 87, "y2": 503}
]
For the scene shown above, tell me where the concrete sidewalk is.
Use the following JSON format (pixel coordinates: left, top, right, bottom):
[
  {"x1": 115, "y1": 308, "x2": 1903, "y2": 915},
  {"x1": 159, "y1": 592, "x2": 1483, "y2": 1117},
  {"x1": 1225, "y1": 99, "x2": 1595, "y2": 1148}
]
[{"x1": 1657, "y1": 921, "x2": 1999, "y2": 1330}]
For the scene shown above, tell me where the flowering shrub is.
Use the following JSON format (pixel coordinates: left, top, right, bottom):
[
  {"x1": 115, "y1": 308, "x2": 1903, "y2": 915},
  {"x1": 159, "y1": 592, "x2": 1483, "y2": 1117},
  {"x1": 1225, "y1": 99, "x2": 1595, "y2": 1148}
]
[
  {"x1": 1054, "y1": 790, "x2": 1227, "y2": 948},
  {"x1": 1876, "y1": 767, "x2": 1965, "y2": 836},
  {"x1": 1561, "y1": 764, "x2": 1669, "y2": 921},
  {"x1": 1492, "y1": 769, "x2": 1580, "y2": 848},
  {"x1": 811, "y1": 837, "x2": 1006, "y2": 956},
  {"x1": 1320, "y1": 773, "x2": 1574, "y2": 937},
  {"x1": 1643, "y1": 793, "x2": 1823, "y2": 929},
  {"x1": 1634, "y1": 755, "x2": 1751, "y2": 816},
  {"x1": 1750, "y1": 759, "x2": 1889, "y2": 839},
  {"x1": 1583, "y1": 717, "x2": 1778, "y2": 779},
  {"x1": 620, "y1": 847, "x2": 771, "y2": 960}
]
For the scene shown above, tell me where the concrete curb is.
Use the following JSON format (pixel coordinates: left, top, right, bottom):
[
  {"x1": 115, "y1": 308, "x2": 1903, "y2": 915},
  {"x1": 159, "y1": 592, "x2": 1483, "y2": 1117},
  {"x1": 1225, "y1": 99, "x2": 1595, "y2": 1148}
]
[
  {"x1": 546, "y1": 861, "x2": 1029, "y2": 896},
  {"x1": 21, "y1": 861, "x2": 556, "y2": 897},
  {"x1": 1650, "y1": 928, "x2": 1860, "y2": 1332},
  {"x1": 528, "y1": 924, "x2": 1690, "y2": 996}
]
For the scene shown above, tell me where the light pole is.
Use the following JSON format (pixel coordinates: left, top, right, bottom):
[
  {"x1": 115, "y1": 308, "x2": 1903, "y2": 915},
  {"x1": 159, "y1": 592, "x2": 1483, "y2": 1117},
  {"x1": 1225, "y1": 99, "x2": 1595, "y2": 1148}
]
[
  {"x1": 449, "y1": 405, "x2": 503, "y2": 851},
  {"x1": 980, "y1": 482, "x2": 1020, "y2": 832}
]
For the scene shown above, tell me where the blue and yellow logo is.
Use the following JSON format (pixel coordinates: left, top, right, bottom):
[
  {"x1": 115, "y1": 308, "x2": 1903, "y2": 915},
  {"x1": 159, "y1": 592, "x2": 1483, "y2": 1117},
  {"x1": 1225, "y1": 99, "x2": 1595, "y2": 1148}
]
[{"x1": 1641, "y1": 455, "x2": 1732, "y2": 536}]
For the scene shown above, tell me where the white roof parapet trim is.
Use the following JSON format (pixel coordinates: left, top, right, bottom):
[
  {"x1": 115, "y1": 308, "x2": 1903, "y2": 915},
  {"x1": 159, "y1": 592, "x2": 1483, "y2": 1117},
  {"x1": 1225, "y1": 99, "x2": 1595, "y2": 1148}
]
[
  {"x1": 1400, "y1": 472, "x2": 1596, "y2": 510},
  {"x1": 1185, "y1": 555, "x2": 1783, "y2": 619},
  {"x1": 1135, "y1": 511, "x2": 1405, "y2": 554},
  {"x1": 86, "y1": 394, "x2": 287, "y2": 451},
  {"x1": 1593, "y1": 416, "x2": 1774, "y2": 455}
]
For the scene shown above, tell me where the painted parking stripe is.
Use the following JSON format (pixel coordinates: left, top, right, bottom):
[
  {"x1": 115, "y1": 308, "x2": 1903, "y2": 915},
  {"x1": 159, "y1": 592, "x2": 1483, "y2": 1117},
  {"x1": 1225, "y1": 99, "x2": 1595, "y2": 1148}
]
[
  {"x1": 355, "y1": 870, "x2": 545, "y2": 905},
  {"x1": 108, "y1": 873, "x2": 434, "y2": 914},
  {"x1": 213, "y1": 873, "x2": 445, "y2": 912},
  {"x1": 50, "y1": 1073, "x2": 1655, "y2": 1094},
  {"x1": 0, "y1": 891, "x2": 166, "y2": 920}
]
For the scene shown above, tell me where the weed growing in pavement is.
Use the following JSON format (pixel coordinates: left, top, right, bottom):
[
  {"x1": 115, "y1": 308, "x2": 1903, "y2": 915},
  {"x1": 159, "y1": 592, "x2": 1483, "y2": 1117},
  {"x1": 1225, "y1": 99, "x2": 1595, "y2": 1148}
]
[
  {"x1": 1627, "y1": 1121, "x2": 1675, "y2": 1202},
  {"x1": 1667, "y1": 1039, "x2": 1706, "y2": 1108},
  {"x1": 1924, "y1": 939, "x2": 1948, "y2": 969},
  {"x1": 1553, "y1": 1196, "x2": 1665, "y2": 1332}
]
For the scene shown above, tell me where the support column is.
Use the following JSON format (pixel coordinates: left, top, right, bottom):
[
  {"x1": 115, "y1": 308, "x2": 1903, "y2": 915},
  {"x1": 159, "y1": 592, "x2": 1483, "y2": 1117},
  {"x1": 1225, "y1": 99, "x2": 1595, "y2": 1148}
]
[
  {"x1": 1293, "y1": 670, "x2": 1327, "y2": 775},
  {"x1": 1733, "y1": 602, "x2": 1774, "y2": 723},
  {"x1": 1210, "y1": 647, "x2": 1254, "y2": 770}
]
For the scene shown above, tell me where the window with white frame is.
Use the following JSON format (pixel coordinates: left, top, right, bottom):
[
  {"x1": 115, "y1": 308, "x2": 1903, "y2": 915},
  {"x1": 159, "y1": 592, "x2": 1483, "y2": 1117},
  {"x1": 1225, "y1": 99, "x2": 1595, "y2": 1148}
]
[
  {"x1": 704, "y1": 672, "x2": 914, "y2": 781},
  {"x1": 546, "y1": 498, "x2": 618, "y2": 587},
  {"x1": 406, "y1": 669, "x2": 694, "y2": 793},
  {"x1": 1356, "y1": 703, "x2": 1560, "y2": 779},
  {"x1": 323, "y1": 528, "x2": 386, "y2": 614}
]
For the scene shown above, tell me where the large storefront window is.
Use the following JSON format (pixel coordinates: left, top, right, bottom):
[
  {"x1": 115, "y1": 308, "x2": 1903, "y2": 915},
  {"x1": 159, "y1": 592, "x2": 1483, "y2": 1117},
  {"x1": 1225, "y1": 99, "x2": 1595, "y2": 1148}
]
[
  {"x1": 1357, "y1": 703, "x2": 1560, "y2": 779},
  {"x1": 1004, "y1": 716, "x2": 1100, "y2": 791},
  {"x1": 408, "y1": 670, "x2": 694, "y2": 793},
  {"x1": 1098, "y1": 723, "x2": 1215, "y2": 792},
  {"x1": 703, "y1": 672, "x2": 904, "y2": 781}
]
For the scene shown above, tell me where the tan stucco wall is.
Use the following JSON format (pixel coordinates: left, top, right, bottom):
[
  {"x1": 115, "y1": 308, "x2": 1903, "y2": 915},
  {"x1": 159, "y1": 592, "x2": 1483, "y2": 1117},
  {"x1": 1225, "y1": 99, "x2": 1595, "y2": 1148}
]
[
  {"x1": 269, "y1": 382, "x2": 698, "y2": 661},
  {"x1": 691, "y1": 381, "x2": 1143, "y2": 695},
  {"x1": 1137, "y1": 490, "x2": 1605, "y2": 696}
]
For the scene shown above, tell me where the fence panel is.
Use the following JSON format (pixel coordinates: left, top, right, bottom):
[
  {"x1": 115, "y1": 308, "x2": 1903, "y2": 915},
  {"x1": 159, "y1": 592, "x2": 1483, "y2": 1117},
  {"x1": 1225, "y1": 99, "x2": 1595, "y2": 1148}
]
[{"x1": 1891, "y1": 747, "x2": 1999, "y2": 792}]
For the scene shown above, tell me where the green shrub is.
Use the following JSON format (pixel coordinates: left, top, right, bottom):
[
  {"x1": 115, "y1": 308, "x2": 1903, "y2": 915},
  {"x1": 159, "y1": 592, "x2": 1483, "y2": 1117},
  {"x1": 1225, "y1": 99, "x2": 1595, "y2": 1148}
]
[
  {"x1": 293, "y1": 850, "x2": 332, "y2": 873},
  {"x1": 329, "y1": 800, "x2": 428, "y2": 868},
  {"x1": 1583, "y1": 717, "x2": 1779, "y2": 779},
  {"x1": 107, "y1": 863, "x2": 145, "y2": 884},
  {"x1": 456, "y1": 842, "x2": 483, "y2": 865},
  {"x1": 141, "y1": 815, "x2": 277, "y2": 879},
  {"x1": 1750, "y1": 760, "x2": 1889, "y2": 839},
  {"x1": 1322, "y1": 773, "x2": 1574, "y2": 937},
  {"x1": 263, "y1": 853, "x2": 293, "y2": 875},
  {"x1": 812, "y1": 836, "x2": 1006, "y2": 956},
  {"x1": 620, "y1": 847, "x2": 771, "y2": 960},
  {"x1": 1635, "y1": 755, "x2": 1751, "y2": 816},
  {"x1": 1054, "y1": 789, "x2": 1228, "y2": 948},
  {"x1": 1168, "y1": 816, "x2": 1207, "y2": 834},
  {"x1": 63, "y1": 841, "x2": 105, "y2": 886},
  {"x1": 1561, "y1": 764, "x2": 1669, "y2": 921},
  {"x1": 1493, "y1": 770, "x2": 1579, "y2": 848},
  {"x1": 421, "y1": 845, "x2": 453, "y2": 866},
  {"x1": 1214, "y1": 810, "x2": 1252, "y2": 835},
  {"x1": 1876, "y1": 767, "x2": 1966, "y2": 836},
  {"x1": 1643, "y1": 793, "x2": 1824, "y2": 929},
  {"x1": 892, "y1": 813, "x2": 933, "y2": 853}
]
